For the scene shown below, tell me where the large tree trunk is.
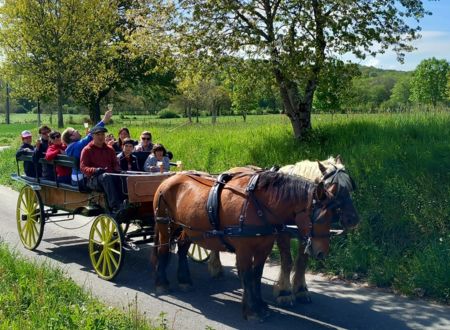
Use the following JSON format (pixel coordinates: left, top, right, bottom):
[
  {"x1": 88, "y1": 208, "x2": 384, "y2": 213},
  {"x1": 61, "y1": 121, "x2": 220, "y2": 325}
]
[
  {"x1": 274, "y1": 69, "x2": 312, "y2": 139},
  {"x1": 89, "y1": 95, "x2": 101, "y2": 123},
  {"x1": 56, "y1": 81, "x2": 64, "y2": 128},
  {"x1": 37, "y1": 99, "x2": 41, "y2": 126},
  {"x1": 211, "y1": 104, "x2": 217, "y2": 125},
  {"x1": 88, "y1": 88, "x2": 111, "y2": 123}
]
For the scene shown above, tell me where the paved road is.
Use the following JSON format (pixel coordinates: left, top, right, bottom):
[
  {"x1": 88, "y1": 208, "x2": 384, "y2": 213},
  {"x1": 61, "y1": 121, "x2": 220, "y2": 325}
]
[{"x1": 0, "y1": 185, "x2": 449, "y2": 329}]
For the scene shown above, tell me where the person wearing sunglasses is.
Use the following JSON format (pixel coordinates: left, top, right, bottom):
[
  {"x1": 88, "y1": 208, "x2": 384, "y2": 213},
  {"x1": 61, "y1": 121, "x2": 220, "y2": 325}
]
[
  {"x1": 45, "y1": 131, "x2": 71, "y2": 184},
  {"x1": 134, "y1": 131, "x2": 153, "y2": 152},
  {"x1": 35, "y1": 125, "x2": 54, "y2": 180}
]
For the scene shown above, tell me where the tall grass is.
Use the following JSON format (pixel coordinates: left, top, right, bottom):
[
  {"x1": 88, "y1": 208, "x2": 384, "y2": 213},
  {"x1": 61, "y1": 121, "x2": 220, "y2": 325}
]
[{"x1": 1, "y1": 112, "x2": 449, "y2": 302}]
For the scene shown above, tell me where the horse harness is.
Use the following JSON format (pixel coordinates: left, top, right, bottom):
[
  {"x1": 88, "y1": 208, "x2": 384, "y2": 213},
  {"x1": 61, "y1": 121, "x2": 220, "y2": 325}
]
[{"x1": 202, "y1": 170, "x2": 314, "y2": 252}]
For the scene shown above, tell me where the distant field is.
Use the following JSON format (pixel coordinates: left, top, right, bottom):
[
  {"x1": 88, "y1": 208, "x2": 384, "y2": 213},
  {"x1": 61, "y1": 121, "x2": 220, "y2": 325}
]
[{"x1": 1, "y1": 111, "x2": 449, "y2": 302}]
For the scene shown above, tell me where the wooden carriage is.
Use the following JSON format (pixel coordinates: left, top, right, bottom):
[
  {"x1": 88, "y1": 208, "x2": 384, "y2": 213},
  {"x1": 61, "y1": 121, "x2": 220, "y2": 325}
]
[{"x1": 12, "y1": 152, "x2": 210, "y2": 280}]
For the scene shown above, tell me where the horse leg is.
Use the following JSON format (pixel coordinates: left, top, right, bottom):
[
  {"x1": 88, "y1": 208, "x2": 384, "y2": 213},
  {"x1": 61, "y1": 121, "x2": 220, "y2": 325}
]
[
  {"x1": 252, "y1": 247, "x2": 273, "y2": 319},
  {"x1": 154, "y1": 222, "x2": 171, "y2": 294},
  {"x1": 236, "y1": 252, "x2": 260, "y2": 321},
  {"x1": 177, "y1": 236, "x2": 193, "y2": 291},
  {"x1": 292, "y1": 245, "x2": 312, "y2": 303},
  {"x1": 273, "y1": 233, "x2": 295, "y2": 306},
  {"x1": 208, "y1": 250, "x2": 224, "y2": 278}
]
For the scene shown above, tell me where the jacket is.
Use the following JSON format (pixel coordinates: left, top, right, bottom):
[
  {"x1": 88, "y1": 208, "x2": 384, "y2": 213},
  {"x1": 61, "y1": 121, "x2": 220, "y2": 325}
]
[
  {"x1": 66, "y1": 121, "x2": 105, "y2": 180},
  {"x1": 16, "y1": 143, "x2": 36, "y2": 177},
  {"x1": 80, "y1": 142, "x2": 120, "y2": 177},
  {"x1": 45, "y1": 144, "x2": 71, "y2": 178},
  {"x1": 117, "y1": 152, "x2": 140, "y2": 171}
]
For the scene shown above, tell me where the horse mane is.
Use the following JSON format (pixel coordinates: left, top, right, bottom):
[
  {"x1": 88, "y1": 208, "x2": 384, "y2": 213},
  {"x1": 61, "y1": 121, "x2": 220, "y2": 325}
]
[
  {"x1": 279, "y1": 156, "x2": 345, "y2": 182},
  {"x1": 257, "y1": 171, "x2": 315, "y2": 204}
]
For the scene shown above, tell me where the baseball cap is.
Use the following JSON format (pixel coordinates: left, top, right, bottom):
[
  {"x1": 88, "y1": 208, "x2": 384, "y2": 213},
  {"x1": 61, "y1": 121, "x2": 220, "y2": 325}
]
[
  {"x1": 90, "y1": 126, "x2": 108, "y2": 134},
  {"x1": 21, "y1": 130, "x2": 32, "y2": 138}
]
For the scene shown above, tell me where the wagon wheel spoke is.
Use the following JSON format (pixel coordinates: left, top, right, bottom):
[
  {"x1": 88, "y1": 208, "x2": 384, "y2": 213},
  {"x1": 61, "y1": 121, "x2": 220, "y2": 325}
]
[
  {"x1": 95, "y1": 251, "x2": 105, "y2": 269},
  {"x1": 106, "y1": 238, "x2": 120, "y2": 247},
  {"x1": 94, "y1": 225, "x2": 103, "y2": 241},
  {"x1": 108, "y1": 251, "x2": 119, "y2": 269},
  {"x1": 91, "y1": 239, "x2": 103, "y2": 246}
]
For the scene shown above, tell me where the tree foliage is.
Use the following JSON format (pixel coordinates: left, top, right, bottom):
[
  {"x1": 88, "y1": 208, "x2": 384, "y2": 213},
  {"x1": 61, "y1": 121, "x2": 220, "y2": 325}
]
[
  {"x1": 410, "y1": 57, "x2": 449, "y2": 107},
  {"x1": 314, "y1": 60, "x2": 360, "y2": 113},
  {"x1": 136, "y1": 0, "x2": 428, "y2": 138},
  {"x1": 0, "y1": 0, "x2": 98, "y2": 127}
]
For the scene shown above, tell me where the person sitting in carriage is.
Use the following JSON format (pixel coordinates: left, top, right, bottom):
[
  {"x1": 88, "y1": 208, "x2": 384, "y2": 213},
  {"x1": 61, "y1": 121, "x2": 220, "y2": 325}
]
[
  {"x1": 134, "y1": 131, "x2": 153, "y2": 152},
  {"x1": 117, "y1": 138, "x2": 140, "y2": 172},
  {"x1": 16, "y1": 130, "x2": 37, "y2": 177},
  {"x1": 144, "y1": 143, "x2": 171, "y2": 173},
  {"x1": 34, "y1": 125, "x2": 55, "y2": 180},
  {"x1": 45, "y1": 131, "x2": 71, "y2": 184},
  {"x1": 62, "y1": 109, "x2": 112, "y2": 186},
  {"x1": 80, "y1": 126, "x2": 126, "y2": 215}
]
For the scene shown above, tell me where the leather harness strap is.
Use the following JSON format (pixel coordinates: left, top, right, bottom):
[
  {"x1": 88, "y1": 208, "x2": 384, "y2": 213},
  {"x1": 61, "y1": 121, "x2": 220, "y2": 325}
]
[{"x1": 205, "y1": 172, "x2": 235, "y2": 252}]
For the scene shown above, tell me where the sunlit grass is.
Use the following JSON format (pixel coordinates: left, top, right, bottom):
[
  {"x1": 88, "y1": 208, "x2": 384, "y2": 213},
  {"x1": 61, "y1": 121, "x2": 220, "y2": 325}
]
[
  {"x1": 1, "y1": 111, "x2": 450, "y2": 302},
  {"x1": 0, "y1": 242, "x2": 167, "y2": 329}
]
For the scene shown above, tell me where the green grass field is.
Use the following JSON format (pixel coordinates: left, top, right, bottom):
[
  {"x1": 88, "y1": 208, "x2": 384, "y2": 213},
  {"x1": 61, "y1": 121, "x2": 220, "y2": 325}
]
[{"x1": 1, "y1": 112, "x2": 449, "y2": 303}]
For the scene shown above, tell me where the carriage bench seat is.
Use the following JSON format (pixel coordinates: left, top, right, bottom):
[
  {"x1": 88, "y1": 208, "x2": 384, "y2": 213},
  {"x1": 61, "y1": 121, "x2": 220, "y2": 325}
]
[{"x1": 13, "y1": 152, "x2": 88, "y2": 192}]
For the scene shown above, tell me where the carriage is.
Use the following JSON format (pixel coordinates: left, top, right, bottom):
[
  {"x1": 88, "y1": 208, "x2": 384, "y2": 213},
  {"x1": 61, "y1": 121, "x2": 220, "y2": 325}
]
[{"x1": 12, "y1": 151, "x2": 210, "y2": 280}]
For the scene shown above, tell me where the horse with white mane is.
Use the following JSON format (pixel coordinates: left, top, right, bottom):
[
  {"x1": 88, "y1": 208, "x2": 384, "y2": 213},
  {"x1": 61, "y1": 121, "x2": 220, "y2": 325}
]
[{"x1": 207, "y1": 155, "x2": 359, "y2": 305}]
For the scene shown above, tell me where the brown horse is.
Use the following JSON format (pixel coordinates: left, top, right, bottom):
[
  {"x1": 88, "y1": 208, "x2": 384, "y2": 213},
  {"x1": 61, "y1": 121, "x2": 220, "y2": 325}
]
[
  {"x1": 207, "y1": 156, "x2": 360, "y2": 306},
  {"x1": 152, "y1": 169, "x2": 337, "y2": 320}
]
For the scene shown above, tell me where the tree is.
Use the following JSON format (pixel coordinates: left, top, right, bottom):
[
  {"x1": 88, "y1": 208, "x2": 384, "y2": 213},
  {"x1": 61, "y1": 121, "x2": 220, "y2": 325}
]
[
  {"x1": 0, "y1": 0, "x2": 104, "y2": 127},
  {"x1": 447, "y1": 71, "x2": 450, "y2": 102},
  {"x1": 410, "y1": 58, "x2": 449, "y2": 107},
  {"x1": 136, "y1": 0, "x2": 427, "y2": 138},
  {"x1": 388, "y1": 76, "x2": 412, "y2": 108}
]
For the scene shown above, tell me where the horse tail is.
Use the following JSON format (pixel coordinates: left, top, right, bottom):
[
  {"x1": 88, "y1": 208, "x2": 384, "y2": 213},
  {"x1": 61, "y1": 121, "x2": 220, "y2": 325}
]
[{"x1": 154, "y1": 188, "x2": 171, "y2": 224}]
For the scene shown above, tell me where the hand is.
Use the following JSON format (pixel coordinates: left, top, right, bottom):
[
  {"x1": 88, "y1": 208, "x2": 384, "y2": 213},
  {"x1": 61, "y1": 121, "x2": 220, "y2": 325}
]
[
  {"x1": 35, "y1": 140, "x2": 41, "y2": 149},
  {"x1": 103, "y1": 110, "x2": 113, "y2": 124},
  {"x1": 95, "y1": 168, "x2": 106, "y2": 176}
]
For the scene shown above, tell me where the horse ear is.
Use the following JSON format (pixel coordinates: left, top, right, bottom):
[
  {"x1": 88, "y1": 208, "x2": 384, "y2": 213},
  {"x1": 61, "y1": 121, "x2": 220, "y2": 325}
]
[
  {"x1": 317, "y1": 161, "x2": 327, "y2": 174},
  {"x1": 336, "y1": 155, "x2": 343, "y2": 165}
]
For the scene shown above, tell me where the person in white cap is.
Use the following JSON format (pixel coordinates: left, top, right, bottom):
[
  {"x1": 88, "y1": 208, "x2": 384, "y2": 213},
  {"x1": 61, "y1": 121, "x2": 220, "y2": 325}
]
[{"x1": 16, "y1": 130, "x2": 36, "y2": 177}]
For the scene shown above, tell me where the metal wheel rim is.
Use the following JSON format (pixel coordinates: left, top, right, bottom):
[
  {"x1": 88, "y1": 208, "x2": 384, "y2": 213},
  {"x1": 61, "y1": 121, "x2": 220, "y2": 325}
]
[
  {"x1": 16, "y1": 186, "x2": 45, "y2": 250},
  {"x1": 89, "y1": 214, "x2": 124, "y2": 280},
  {"x1": 188, "y1": 243, "x2": 211, "y2": 263}
]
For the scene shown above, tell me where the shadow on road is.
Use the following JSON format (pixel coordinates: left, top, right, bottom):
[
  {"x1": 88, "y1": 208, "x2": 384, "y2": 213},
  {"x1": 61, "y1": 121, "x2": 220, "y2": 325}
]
[{"x1": 32, "y1": 236, "x2": 450, "y2": 330}]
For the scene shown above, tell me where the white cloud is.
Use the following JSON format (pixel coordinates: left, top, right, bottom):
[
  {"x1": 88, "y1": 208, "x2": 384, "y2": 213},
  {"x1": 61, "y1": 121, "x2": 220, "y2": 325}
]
[{"x1": 340, "y1": 30, "x2": 450, "y2": 71}]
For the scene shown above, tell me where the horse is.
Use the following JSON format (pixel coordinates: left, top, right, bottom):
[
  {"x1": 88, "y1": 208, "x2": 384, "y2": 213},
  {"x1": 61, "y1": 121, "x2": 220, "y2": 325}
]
[
  {"x1": 152, "y1": 168, "x2": 339, "y2": 320},
  {"x1": 207, "y1": 156, "x2": 360, "y2": 306}
]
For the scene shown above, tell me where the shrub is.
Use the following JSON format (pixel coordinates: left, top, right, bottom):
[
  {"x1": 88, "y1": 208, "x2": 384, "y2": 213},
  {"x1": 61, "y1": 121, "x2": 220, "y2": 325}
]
[{"x1": 158, "y1": 109, "x2": 180, "y2": 119}]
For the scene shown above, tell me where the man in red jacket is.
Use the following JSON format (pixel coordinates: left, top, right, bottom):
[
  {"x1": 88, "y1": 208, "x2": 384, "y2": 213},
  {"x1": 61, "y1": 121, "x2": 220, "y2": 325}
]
[{"x1": 80, "y1": 126, "x2": 124, "y2": 213}]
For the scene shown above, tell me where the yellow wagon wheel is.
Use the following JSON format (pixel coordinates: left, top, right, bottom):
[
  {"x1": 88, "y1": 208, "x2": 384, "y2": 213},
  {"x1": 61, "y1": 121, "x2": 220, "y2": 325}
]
[
  {"x1": 89, "y1": 214, "x2": 124, "y2": 280},
  {"x1": 188, "y1": 243, "x2": 211, "y2": 263},
  {"x1": 16, "y1": 186, "x2": 45, "y2": 250}
]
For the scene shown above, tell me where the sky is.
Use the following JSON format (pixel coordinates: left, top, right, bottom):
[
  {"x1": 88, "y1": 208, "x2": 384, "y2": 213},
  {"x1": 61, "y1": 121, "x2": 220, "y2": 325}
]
[{"x1": 341, "y1": 0, "x2": 450, "y2": 71}]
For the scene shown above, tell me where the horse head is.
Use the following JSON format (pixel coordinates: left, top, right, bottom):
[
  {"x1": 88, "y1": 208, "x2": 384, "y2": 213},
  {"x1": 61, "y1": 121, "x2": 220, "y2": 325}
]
[
  {"x1": 315, "y1": 155, "x2": 360, "y2": 230},
  {"x1": 279, "y1": 155, "x2": 359, "y2": 259}
]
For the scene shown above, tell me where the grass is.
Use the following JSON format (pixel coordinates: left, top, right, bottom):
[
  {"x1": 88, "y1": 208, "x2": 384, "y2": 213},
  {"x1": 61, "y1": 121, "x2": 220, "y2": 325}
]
[
  {"x1": 1, "y1": 111, "x2": 450, "y2": 304},
  {"x1": 0, "y1": 242, "x2": 167, "y2": 329}
]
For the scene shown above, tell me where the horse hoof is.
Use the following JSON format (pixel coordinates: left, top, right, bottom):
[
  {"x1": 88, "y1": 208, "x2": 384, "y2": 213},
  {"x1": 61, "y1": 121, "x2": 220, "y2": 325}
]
[
  {"x1": 276, "y1": 295, "x2": 295, "y2": 306},
  {"x1": 178, "y1": 283, "x2": 194, "y2": 292},
  {"x1": 295, "y1": 292, "x2": 312, "y2": 304},
  {"x1": 155, "y1": 285, "x2": 170, "y2": 295},
  {"x1": 209, "y1": 267, "x2": 224, "y2": 279},
  {"x1": 244, "y1": 313, "x2": 268, "y2": 323}
]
